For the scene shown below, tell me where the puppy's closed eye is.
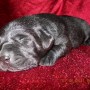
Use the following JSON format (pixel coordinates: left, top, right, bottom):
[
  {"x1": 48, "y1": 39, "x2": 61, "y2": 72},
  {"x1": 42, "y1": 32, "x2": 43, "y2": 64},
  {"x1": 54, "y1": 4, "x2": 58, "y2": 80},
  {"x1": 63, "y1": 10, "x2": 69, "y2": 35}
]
[{"x1": 13, "y1": 34, "x2": 28, "y2": 43}]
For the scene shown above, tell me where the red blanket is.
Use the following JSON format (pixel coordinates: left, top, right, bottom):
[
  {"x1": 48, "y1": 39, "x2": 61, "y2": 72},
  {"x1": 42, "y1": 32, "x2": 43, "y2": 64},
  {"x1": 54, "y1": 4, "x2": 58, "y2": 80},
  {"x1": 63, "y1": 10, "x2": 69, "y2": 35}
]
[{"x1": 0, "y1": 0, "x2": 90, "y2": 90}]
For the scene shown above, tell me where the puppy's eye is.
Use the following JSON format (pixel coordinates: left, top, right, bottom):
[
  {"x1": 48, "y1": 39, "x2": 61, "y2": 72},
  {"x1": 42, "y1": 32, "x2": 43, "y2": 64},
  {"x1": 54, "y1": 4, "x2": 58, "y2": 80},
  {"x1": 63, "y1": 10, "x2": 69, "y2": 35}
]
[
  {"x1": 14, "y1": 34, "x2": 27, "y2": 43},
  {"x1": 16, "y1": 35, "x2": 24, "y2": 40},
  {"x1": 15, "y1": 37, "x2": 24, "y2": 43}
]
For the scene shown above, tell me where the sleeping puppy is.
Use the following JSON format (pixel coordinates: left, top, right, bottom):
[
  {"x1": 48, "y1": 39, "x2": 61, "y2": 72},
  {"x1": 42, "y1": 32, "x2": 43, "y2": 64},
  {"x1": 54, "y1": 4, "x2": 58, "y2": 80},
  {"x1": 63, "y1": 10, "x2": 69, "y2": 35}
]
[{"x1": 0, "y1": 13, "x2": 90, "y2": 72}]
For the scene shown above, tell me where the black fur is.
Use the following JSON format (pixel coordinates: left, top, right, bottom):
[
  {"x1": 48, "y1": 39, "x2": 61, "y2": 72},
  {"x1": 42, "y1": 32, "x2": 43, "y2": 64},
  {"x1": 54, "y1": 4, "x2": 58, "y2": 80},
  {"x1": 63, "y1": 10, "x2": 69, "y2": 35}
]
[{"x1": 0, "y1": 13, "x2": 90, "y2": 71}]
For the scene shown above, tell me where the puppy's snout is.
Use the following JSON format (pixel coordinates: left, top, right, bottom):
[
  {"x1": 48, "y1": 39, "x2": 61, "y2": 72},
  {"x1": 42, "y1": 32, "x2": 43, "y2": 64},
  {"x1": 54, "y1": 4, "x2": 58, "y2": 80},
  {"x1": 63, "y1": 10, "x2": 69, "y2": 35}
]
[
  {"x1": 0, "y1": 51, "x2": 10, "y2": 61},
  {"x1": 0, "y1": 44, "x2": 15, "y2": 60}
]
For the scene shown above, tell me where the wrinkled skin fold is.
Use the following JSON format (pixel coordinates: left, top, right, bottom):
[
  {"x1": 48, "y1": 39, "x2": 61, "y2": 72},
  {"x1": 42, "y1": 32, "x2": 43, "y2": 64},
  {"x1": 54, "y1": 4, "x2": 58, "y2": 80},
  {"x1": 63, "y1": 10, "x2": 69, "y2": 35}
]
[{"x1": 0, "y1": 13, "x2": 90, "y2": 72}]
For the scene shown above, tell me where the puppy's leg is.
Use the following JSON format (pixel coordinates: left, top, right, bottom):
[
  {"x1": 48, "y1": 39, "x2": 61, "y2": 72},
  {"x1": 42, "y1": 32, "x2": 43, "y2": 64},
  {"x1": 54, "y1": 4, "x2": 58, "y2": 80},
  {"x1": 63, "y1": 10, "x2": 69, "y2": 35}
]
[{"x1": 40, "y1": 35, "x2": 72, "y2": 66}]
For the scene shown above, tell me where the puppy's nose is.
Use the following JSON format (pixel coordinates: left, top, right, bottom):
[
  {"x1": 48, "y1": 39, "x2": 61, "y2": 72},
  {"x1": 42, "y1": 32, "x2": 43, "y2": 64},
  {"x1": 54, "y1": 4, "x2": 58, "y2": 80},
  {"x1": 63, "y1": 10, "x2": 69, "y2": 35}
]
[
  {"x1": 0, "y1": 47, "x2": 10, "y2": 59},
  {"x1": 0, "y1": 56, "x2": 10, "y2": 64},
  {"x1": 4, "y1": 56, "x2": 10, "y2": 60},
  {"x1": 0, "y1": 53, "x2": 10, "y2": 60},
  {"x1": 0, "y1": 54, "x2": 10, "y2": 64}
]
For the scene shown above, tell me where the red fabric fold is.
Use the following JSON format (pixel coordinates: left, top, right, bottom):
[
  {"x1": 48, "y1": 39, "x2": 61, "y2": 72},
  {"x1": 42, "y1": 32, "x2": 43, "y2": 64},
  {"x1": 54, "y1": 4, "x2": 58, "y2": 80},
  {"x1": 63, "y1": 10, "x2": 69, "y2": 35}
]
[{"x1": 0, "y1": 0, "x2": 90, "y2": 90}]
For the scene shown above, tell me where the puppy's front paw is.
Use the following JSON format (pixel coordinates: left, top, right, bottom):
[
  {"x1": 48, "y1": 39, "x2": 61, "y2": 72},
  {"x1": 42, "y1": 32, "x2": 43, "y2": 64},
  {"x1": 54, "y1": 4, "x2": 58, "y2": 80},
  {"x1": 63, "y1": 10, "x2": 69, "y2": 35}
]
[{"x1": 39, "y1": 51, "x2": 56, "y2": 66}]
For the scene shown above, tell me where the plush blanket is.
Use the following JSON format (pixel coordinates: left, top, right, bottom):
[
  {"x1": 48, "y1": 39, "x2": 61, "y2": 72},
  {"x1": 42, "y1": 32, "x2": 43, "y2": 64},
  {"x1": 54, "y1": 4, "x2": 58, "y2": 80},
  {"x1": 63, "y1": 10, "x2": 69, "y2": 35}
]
[{"x1": 0, "y1": 0, "x2": 90, "y2": 90}]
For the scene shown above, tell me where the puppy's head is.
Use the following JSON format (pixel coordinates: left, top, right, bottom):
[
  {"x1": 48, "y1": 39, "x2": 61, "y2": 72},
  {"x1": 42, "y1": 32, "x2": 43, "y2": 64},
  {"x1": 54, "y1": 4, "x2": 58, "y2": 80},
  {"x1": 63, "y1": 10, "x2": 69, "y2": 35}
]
[{"x1": 0, "y1": 21, "x2": 40, "y2": 71}]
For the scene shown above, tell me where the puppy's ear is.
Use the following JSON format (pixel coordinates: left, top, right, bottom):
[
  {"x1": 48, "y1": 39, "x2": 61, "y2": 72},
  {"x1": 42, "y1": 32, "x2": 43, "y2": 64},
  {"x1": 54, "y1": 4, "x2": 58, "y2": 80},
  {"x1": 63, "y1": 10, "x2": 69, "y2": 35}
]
[{"x1": 40, "y1": 30, "x2": 54, "y2": 49}]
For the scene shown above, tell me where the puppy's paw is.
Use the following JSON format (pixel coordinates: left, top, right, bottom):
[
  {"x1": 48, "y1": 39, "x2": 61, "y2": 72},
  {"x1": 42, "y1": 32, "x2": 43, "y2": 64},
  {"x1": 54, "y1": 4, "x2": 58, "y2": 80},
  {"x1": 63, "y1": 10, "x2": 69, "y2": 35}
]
[{"x1": 39, "y1": 51, "x2": 56, "y2": 66}]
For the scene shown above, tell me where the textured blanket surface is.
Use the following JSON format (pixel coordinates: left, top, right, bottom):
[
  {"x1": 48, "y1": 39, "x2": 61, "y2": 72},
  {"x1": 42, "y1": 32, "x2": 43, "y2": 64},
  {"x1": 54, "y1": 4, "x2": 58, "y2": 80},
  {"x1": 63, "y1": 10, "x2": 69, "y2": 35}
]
[{"x1": 0, "y1": 0, "x2": 90, "y2": 90}]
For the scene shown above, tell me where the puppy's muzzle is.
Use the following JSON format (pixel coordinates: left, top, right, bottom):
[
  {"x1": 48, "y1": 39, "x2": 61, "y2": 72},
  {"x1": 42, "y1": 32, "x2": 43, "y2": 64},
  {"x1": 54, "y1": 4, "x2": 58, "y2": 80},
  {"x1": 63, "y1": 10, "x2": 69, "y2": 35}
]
[
  {"x1": 0, "y1": 43, "x2": 14, "y2": 58},
  {"x1": 0, "y1": 43, "x2": 38, "y2": 69}
]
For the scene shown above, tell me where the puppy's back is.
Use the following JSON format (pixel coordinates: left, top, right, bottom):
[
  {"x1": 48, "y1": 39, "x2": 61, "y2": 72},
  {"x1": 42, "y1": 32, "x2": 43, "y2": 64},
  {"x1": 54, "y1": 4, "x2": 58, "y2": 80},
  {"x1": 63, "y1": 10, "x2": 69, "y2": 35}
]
[{"x1": 35, "y1": 13, "x2": 90, "y2": 46}]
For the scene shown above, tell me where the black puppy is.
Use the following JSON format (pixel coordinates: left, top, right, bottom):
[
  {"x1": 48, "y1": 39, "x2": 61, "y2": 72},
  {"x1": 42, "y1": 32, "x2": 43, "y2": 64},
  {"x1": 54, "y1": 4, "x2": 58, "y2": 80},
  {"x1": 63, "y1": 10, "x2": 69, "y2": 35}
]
[{"x1": 0, "y1": 13, "x2": 90, "y2": 71}]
